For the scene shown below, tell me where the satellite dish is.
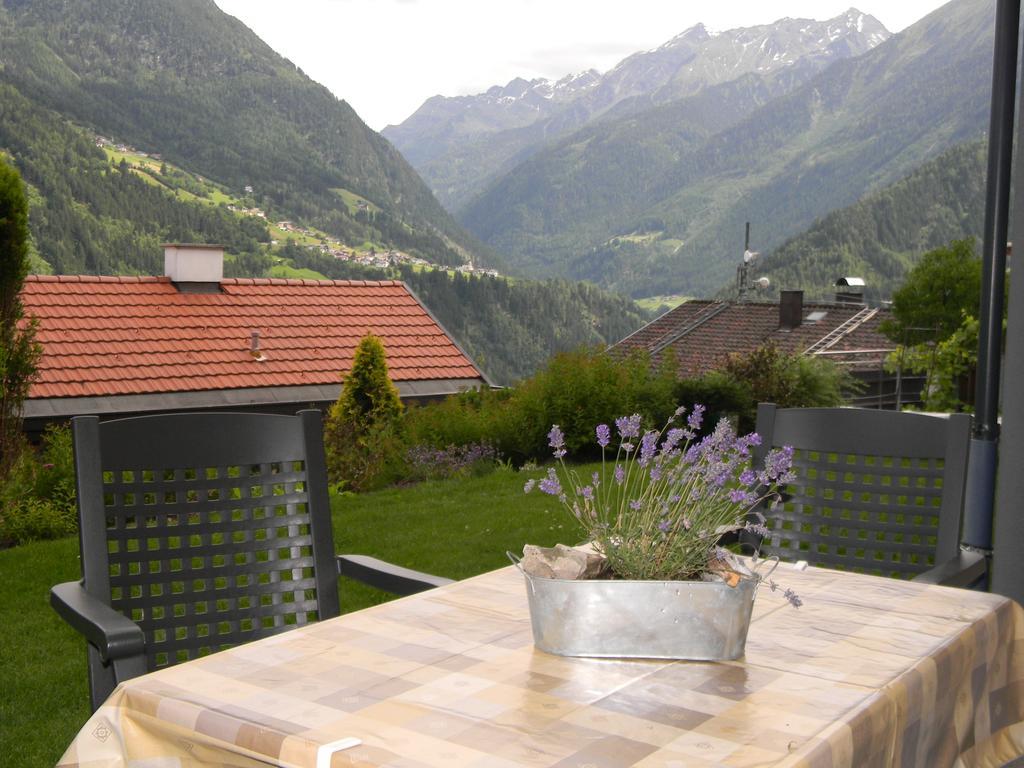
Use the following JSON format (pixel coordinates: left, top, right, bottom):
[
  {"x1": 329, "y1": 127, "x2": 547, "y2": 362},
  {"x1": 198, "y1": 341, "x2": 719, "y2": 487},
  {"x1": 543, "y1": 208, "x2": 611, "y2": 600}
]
[
  {"x1": 754, "y1": 276, "x2": 770, "y2": 289},
  {"x1": 743, "y1": 249, "x2": 760, "y2": 264}
]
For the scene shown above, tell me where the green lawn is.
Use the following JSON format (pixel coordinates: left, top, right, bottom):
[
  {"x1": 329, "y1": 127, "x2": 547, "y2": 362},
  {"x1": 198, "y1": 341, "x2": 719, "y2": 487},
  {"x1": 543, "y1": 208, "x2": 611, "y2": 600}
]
[
  {"x1": 0, "y1": 465, "x2": 578, "y2": 766},
  {"x1": 268, "y1": 263, "x2": 330, "y2": 280}
]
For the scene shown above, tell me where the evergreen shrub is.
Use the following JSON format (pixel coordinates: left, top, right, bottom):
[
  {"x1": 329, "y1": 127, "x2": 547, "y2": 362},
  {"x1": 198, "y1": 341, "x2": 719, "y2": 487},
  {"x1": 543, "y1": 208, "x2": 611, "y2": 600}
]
[{"x1": 323, "y1": 334, "x2": 406, "y2": 491}]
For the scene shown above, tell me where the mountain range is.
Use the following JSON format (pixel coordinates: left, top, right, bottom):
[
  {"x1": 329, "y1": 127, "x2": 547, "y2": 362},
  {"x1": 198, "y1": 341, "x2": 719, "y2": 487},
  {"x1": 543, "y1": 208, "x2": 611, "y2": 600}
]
[
  {"x1": 388, "y1": 0, "x2": 992, "y2": 300},
  {"x1": 385, "y1": 9, "x2": 890, "y2": 212}
]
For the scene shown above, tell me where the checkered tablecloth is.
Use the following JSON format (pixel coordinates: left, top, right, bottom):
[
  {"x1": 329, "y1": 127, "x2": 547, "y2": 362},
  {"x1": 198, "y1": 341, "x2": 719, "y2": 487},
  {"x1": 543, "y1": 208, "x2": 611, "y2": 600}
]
[{"x1": 59, "y1": 563, "x2": 1024, "y2": 767}]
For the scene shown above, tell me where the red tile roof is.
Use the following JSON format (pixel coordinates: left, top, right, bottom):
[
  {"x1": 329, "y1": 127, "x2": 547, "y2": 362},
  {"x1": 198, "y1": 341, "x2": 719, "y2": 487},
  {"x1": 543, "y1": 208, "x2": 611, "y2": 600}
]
[
  {"x1": 614, "y1": 299, "x2": 894, "y2": 378},
  {"x1": 21, "y1": 276, "x2": 486, "y2": 400}
]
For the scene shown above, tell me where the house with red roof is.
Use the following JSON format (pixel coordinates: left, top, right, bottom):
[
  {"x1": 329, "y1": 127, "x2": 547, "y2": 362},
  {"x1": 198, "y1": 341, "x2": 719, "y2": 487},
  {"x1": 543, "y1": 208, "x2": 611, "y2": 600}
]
[
  {"x1": 20, "y1": 245, "x2": 489, "y2": 434},
  {"x1": 612, "y1": 285, "x2": 921, "y2": 408}
]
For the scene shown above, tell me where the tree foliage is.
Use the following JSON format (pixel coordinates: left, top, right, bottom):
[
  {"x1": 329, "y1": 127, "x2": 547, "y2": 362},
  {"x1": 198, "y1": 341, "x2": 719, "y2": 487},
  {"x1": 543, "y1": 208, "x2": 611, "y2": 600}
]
[
  {"x1": 892, "y1": 314, "x2": 981, "y2": 413},
  {"x1": 284, "y1": 248, "x2": 650, "y2": 385},
  {"x1": 880, "y1": 239, "x2": 981, "y2": 346},
  {"x1": 0, "y1": 158, "x2": 41, "y2": 476},
  {"x1": 323, "y1": 334, "x2": 404, "y2": 491},
  {"x1": 720, "y1": 343, "x2": 856, "y2": 431}
]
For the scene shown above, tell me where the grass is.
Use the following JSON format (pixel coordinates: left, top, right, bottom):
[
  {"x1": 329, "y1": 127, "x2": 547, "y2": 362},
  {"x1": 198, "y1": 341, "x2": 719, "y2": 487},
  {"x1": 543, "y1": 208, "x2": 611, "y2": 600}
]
[
  {"x1": 635, "y1": 294, "x2": 689, "y2": 313},
  {"x1": 0, "y1": 464, "x2": 581, "y2": 766},
  {"x1": 268, "y1": 263, "x2": 330, "y2": 280}
]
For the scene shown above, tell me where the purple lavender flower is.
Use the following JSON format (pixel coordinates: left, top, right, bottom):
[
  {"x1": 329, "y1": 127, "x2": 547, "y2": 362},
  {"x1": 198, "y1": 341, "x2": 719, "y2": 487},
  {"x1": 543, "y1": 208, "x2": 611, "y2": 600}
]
[
  {"x1": 760, "y1": 445, "x2": 794, "y2": 483},
  {"x1": 687, "y1": 404, "x2": 706, "y2": 431},
  {"x1": 663, "y1": 428, "x2": 686, "y2": 453},
  {"x1": 614, "y1": 464, "x2": 625, "y2": 485},
  {"x1": 783, "y1": 588, "x2": 803, "y2": 608},
  {"x1": 523, "y1": 479, "x2": 536, "y2": 493},
  {"x1": 539, "y1": 468, "x2": 562, "y2": 496},
  {"x1": 596, "y1": 424, "x2": 611, "y2": 448},
  {"x1": 581, "y1": 485, "x2": 595, "y2": 501},
  {"x1": 745, "y1": 522, "x2": 770, "y2": 537},
  {"x1": 739, "y1": 469, "x2": 756, "y2": 487},
  {"x1": 729, "y1": 488, "x2": 756, "y2": 504},
  {"x1": 592, "y1": 472, "x2": 600, "y2": 487},
  {"x1": 615, "y1": 414, "x2": 642, "y2": 439},
  {"x1": 638, "y1": 431, "x2": 659, "y2": 467},
  {"x1": 658, "y1": 519, "x2": 672, "y2": 533},
  {"x1": 548, "y1": 425, "x2": 566, "y2": 459},
  {"x1": 629, "y1": 499, "x2": 643, "y2": 511}
]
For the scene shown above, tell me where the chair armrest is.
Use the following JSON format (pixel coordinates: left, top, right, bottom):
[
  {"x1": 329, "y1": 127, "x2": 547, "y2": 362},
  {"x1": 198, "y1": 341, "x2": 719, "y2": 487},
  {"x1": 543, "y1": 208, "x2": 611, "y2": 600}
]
[
  {"x1": 50, "y1": 581, "x2": 145, "y2": 662},
  {"x1": 912, "y1": 549, "x2": 988, "y2": 588},
  {"x1": 336, "y1": 555, "x2": 454, "y2": 596}
]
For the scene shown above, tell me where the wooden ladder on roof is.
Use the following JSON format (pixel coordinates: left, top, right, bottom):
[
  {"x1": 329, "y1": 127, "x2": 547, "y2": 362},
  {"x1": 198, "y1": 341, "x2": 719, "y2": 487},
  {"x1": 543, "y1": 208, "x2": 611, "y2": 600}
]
[{"x1": 803, "y1": 306, "x2": 879, "y2": 356}]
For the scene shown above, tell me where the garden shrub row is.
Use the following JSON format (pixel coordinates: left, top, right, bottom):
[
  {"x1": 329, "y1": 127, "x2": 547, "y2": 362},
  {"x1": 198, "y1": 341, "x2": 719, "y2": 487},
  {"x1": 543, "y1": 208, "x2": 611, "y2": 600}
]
[{"x1": 1, "y1": 341, "x2": 854, "y2": 545}]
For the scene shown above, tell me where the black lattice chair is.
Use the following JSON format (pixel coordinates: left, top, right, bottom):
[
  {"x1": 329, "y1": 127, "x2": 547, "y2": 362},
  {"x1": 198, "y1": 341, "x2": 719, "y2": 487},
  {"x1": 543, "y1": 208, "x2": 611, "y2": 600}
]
[
  {"x1": 51, "y1": 410, "x2": 453, "y2": 711},
  {"x1": 749, "y1": 403, "x2": 986, "y2": 586}
]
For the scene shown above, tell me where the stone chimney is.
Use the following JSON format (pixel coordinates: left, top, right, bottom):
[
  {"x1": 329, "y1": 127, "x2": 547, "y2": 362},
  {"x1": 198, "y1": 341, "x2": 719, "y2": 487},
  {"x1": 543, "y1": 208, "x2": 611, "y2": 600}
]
[
  {"x1": 163, "y1": 244, "x2": 224, "y2": 293},
  {"x1": 834, "y1": 277, "x2": 865, "y2": 304},
  {"x1": 779, "y1": 290, "x2": 804, "y2": 330}
]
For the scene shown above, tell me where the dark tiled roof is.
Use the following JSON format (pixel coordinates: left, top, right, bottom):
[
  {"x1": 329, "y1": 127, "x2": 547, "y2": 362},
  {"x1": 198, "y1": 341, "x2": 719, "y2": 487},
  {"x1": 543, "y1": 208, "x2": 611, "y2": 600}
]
[
  {"x1": 614, "y1": 299, "x2": 894, "y2": 377},
  {"x1": 21, "y1": 276, "x2": 486, "y2": 400}
]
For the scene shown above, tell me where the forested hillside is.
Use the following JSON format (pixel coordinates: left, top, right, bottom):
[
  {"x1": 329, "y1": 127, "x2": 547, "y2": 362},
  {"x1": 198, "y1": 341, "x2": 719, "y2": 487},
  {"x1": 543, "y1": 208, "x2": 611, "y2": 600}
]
[
  {"x1": 0, "y1": 0, "x2": 494, "y2": 269},
  {"x1": 279, "y1": 245, "x2": 648, "y2": 385},
  {"x1": 456, "y1": 0, "x2": 992, "y2": 299},
  {"x1": 749, "y1": 140, "x2": 987, "y2": 303},
  {"x1": 0, "y1": 82, "x2": 272, "y2": 276}
]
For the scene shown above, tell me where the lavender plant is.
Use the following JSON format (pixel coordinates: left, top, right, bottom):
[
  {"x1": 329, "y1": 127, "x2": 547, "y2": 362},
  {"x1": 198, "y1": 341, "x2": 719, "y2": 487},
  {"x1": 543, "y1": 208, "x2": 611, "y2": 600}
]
[
  {"x1": 406, "y1": 441, "x2": 498, "y2": 481},
  {"x1": 525, "y1": 405, "x2": 795, "y2": 583}
]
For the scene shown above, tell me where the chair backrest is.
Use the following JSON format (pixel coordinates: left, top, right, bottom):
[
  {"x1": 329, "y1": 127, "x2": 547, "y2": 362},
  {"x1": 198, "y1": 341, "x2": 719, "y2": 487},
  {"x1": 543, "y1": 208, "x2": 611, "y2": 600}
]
[
  {"x1": 752, "y1": 403, "x2": 971, "y2": 578},
  {"x1": 73, "y1": 410, "x2": 340, "y2": 673}
]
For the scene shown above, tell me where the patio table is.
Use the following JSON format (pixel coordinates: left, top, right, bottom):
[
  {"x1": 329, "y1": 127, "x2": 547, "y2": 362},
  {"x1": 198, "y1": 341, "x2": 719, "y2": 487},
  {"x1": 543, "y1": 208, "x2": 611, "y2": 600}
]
[{"x1": 59, "y1": 561, "x2": 1024, "y2": 767}]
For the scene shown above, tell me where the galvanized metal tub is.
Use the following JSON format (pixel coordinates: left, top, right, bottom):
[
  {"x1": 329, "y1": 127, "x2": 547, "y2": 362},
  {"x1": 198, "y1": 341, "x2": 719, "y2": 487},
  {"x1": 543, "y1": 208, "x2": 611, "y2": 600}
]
[{"x1": 517, "y1": 567, "x2": 757, "y2": 660}]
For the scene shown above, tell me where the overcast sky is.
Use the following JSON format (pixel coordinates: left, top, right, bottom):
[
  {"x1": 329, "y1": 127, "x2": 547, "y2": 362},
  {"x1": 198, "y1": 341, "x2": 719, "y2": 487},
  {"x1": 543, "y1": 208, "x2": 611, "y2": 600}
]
[{"x1": 213, "y1": 0, "x2": 953, "y2": 131}]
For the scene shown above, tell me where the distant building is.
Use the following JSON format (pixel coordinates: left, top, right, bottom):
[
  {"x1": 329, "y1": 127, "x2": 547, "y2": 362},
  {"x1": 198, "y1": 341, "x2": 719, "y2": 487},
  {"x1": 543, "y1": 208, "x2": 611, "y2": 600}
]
[
  {"x1": 20, "y1": 244, "x2": 489, "y2": 435},
  {"x1": 612, "y1": 286, "x2": 918, "y2": 408}
]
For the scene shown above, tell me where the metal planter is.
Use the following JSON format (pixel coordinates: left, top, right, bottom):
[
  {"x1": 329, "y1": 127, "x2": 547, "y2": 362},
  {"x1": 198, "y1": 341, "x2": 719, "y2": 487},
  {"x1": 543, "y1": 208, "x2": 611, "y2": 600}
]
[{"x1": 518, "y1": 569, "x2": 757, "y2": 660}]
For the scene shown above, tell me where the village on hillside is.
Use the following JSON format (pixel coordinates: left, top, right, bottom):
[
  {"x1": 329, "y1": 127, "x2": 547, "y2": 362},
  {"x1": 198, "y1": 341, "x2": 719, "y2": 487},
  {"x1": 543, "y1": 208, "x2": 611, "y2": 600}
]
[{"x1": 94, "y1": 135, "x2": 501, "y2": 277}]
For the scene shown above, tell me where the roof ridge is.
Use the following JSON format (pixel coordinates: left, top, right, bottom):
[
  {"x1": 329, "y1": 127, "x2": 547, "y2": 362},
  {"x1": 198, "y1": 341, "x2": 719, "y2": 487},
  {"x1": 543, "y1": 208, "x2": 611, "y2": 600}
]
[
  {"x1": 26, "y1": 275, "x2": 406, "y2": 287},
  {"x1": 25, "y1": 275, "x2": 171, "y2": 284},
  {"x1": 222, "y1": 278, "x2": 403, "y2": 287}
]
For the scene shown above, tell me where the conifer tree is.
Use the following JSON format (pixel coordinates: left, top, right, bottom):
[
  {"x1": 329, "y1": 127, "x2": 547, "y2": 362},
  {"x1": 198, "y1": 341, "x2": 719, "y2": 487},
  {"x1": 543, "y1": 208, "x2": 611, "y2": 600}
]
[
  {"x1": 0, "y1": 158, "x2": 41, "y2": 476},
  {"x1": 323, "y1": 334, "x2": 404, "y2": 490}
]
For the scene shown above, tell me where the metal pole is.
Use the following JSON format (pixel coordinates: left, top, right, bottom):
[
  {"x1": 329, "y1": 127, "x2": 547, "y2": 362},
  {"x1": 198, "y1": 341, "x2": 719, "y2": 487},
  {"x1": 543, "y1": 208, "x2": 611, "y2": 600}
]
[
  {"x1": 962, "y1": 0, "x2": 1019, "y2": 553},
  {"x1": 992, "y1": 1, "x2": 1024, "y2": 602}
]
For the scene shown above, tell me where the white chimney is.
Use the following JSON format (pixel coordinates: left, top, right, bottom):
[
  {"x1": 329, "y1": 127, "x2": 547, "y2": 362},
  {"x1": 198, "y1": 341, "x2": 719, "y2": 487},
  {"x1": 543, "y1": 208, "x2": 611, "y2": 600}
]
[{"x1": 163, "y1": 244, "x2": 224, "y2": 291}]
